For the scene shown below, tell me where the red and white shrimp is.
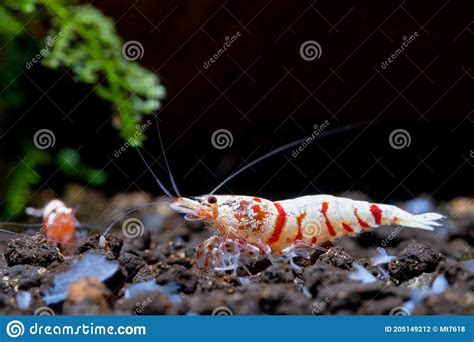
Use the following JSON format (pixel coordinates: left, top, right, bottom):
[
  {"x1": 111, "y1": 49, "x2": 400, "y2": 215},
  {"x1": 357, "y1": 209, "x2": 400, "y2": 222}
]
[
  {"x1": 26, "y1": 199, "x2": 78, "y2": 245},
  {"x1": 135, "y1": 120, "x2": 443, "y2": 269},
  {"x1": 170, "y1": 194, "x2": 443, "y2": 269}
]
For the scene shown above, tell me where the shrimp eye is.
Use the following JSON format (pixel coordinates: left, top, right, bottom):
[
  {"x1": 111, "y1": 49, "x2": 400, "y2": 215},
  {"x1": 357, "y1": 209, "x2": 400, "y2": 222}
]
[{"x1": 207, "y1": 196, "x2": 217, "y2": 204}]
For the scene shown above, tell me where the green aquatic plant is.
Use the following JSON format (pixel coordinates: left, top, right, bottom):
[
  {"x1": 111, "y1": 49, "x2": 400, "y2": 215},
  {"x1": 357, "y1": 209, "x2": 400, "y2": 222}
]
[
  {"x1": 2, "y1": 0, "x2": 165, "y2": 143},
  {"x1": 2, "y1": 146, "x2": 108, "y2": 218},
  {"x1": 41, "y1": 1, "x2": 165, "y2": 142},
  {"x1": 1, "y1": 148, "x2": 51, "y2": 219},
  {"x1": 57, "y1": 148, "x2": 107, "y2": 186},
  {"x1": 0, "y1": 0, "x2": 165, "y2": 218}
]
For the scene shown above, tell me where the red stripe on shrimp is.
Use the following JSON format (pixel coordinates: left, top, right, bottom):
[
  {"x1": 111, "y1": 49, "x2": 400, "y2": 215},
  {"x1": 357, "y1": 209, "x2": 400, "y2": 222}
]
[
  {"x1": 295, "y1": 212, "x2": 306, "y2": 241},
  {"x1": 354, "y1": 208, "x2": 370, "y2": 228},
  {"x1": 370, "y1": 204, "x2": 383, "y2": 224},
  {"x1": 268, "y1": 202, "x2": 287, "y2": 244},
  {"x1": 321, "y1": 201, "x2": 337, "y2": 237},
  {"x1": 341, "y1": 223, "x2": 354, "y2": 233}
]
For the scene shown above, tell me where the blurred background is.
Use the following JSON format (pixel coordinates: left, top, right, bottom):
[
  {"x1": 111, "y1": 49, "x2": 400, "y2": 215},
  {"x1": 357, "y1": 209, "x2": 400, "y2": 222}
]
[{"x1": 0, "y1": 0, "x2": 472, "y2": 220}]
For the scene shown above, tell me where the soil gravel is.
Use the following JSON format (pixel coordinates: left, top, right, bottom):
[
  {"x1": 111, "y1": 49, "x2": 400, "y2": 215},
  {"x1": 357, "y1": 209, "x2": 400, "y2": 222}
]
[{"x1": 0, "y1": 193, "x2": 472, "y2": 315}]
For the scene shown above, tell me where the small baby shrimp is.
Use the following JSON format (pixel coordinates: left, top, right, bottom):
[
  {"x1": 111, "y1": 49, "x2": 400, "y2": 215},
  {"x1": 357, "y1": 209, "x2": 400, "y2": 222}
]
[
  {"x1": 26, "y1": 199, "x2": 78, "y2": 245},
  {"x1": 170, "y1": 194, "x2": 443, "y2": 268}
]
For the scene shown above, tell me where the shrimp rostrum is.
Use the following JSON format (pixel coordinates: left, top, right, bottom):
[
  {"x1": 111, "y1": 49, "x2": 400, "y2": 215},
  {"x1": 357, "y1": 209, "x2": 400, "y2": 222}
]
[{"x1": 170, "y1": 194, "x2": 443, "y2": 269}]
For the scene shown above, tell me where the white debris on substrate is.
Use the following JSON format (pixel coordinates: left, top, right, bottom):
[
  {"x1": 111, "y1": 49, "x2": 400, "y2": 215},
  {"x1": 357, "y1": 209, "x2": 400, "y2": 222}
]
[
  {"x1": 16, "y1": 291, "x2": 32, "y2": 310},
  {"x1": 238, "y1": 277, "x2": 251, "y2": 286},
  {"x1": 402, "y1": 275, "x2": 449, "y2": 314},
  {"x1": 370, "y1": 247, "x2": 396, "y2": 280},
  {"x1": 124, "y1": 280, "x2": 181, "y2": 305},
  {"x1": 282, "y1": 243, "x2": 328, "y2": 272},
  {"x1": 283, "y1": 251, "x2": 305, "y2": 272},
  {"x1": 371, "y1": 247, "x2": 396, "y2": 266},
  {"x1": 349, "y1": 264, "x2": 377, "y2": 284},
  {"x1": 463, "y1": 260, "x2": 474, "y2": 272}
]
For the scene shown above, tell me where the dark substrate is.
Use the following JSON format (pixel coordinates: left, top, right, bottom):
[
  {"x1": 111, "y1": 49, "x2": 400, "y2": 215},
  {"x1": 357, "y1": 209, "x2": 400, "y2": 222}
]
[{"x1": 0, "y1": 193, "x2": 472, "y2": 315}]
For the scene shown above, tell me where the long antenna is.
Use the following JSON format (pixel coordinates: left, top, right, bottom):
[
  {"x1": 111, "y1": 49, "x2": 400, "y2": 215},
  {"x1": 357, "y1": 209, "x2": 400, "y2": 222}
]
[
  {"x1": 135, "y1": 147, "x2": 173, "y2": 197},
  {"x1": 154, "y1": 114, "x2": 181, "y2": 197},
  {"x1": 209, "y1": 121, "x2": 366, "y2": 195}
]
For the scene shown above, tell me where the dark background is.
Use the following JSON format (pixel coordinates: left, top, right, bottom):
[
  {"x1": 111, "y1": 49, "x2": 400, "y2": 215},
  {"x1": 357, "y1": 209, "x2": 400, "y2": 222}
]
[{"x1": 1, "y1": 0, "x2": 473, "y2": 203}]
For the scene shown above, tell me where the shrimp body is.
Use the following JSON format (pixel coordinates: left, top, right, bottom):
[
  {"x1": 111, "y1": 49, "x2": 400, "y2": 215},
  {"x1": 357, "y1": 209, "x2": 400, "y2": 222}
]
[
  {"x1": 266, "y1": 195, "x2": 442, "y2": 253},
  {"x1": 171, "y1": 194, "x2": 443, "y2": 256},
  {"x1": 41, "y1": 200, "x2": 77, "y2": 245}
]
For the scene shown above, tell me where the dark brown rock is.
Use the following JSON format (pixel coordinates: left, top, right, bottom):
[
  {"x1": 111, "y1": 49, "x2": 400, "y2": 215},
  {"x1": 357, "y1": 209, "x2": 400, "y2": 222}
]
[
  {"x1": 156, "y1": 264, "x2": 198, "y2": 294},
  {"x1": 5, "y1": 236, "x2": 63, "y2": 267},
  {"x1": 388, "y1": 243, "x2": 445, "y2": 283},
  {"x1": 317, "y1": 246, "x2": 355, "y2": 270}
]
